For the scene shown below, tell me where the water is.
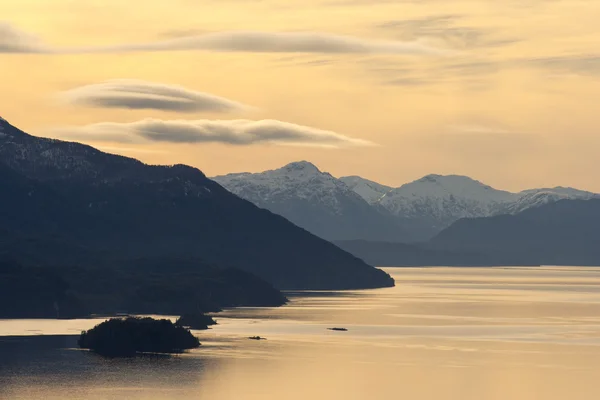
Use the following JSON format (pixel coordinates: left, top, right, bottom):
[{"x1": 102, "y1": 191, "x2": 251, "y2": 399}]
[{"x1": 3, "y1": 266, "x2": 600, "y2": 399}]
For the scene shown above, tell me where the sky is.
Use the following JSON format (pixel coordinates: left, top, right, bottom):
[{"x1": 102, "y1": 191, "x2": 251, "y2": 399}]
[{"x1": 1, "y1": 0, "x2": 599, "y2": 191}]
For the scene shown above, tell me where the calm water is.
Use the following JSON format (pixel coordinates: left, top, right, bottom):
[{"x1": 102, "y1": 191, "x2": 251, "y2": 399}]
[{"x1": 3, "y1": 267, "x2": 600, "y2": 399}]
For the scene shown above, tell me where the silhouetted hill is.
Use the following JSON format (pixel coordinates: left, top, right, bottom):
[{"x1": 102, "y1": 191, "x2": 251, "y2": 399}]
[
  {"x1": 430, "y1": 199, "x2": 600, "y2": 265},
  {"x1": 0, "y1": 256, "x2": 287, "y2": 319},
  {"x1": 0, "y1": 118, "x2": 393, "y2": 290}
]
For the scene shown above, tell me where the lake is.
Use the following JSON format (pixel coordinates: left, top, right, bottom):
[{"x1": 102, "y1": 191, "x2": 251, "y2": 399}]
[{"x1": 2, "y1": 266, "x2": 600, "y2": 399}]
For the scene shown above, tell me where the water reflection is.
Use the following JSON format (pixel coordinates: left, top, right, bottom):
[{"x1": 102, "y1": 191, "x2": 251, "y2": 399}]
[{"x1": 3, "y1": 267, "x2": 600, "y2": 399}]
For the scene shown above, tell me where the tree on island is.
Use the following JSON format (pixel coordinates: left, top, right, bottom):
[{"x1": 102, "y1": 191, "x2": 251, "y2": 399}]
[
  {"x1": 78, "y1": 317, "x2": 200, "y2": 357},
  {"x1": 175, "y1": 313, "x2": 217, "y2": 330}
]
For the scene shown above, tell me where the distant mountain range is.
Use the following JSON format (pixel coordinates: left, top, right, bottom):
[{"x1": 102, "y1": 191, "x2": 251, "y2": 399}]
[
  {"x1": 214, "y1": 161, "x2": 598, "y2": 242},
  {"x1": 0, "y1": 118, "x2": 393, "y2": 291}
]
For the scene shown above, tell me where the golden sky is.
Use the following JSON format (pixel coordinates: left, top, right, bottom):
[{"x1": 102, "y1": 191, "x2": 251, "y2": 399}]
[{"x1": 1, "y1": 0, "x2": 600, "y2": 191}]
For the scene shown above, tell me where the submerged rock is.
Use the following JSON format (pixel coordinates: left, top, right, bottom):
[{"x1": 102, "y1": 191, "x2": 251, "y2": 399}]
[
  {"x1": 78, "y1": 317, "x2": 200, "y2": 357},
  {"x1": 248, "y1": 336, "x2": 266, "y2": 340}
]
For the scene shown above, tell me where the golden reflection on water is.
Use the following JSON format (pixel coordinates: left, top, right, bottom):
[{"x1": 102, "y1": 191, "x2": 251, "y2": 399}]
[{"x1": 3, "y1": 267, "x2": 600, "y2": 399}]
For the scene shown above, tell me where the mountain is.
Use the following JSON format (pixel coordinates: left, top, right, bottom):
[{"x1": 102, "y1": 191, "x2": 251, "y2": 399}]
[
  {"x1": 339, "y1": 176, "x2": 392, "y2": 203},
  {"x1": 430, "y1": 199, "x2": 600, "y2": 266},
  {"x1": 372, "y1": 174, "x2": 515, "y2": 240},
  {"x1": 520, "y1": 186, "x2": 596, "y2": 198},
  {"x1": 502, "y1": 188, "x2": 598, "y2": 214},
  {"x1": 213, "y1": 162, "x2": 409, "y2": 241},
  {"x1": 0, "y1": 118, "x2": 393, "y2": 290},
  {"x1": 215, "y1": 163, "x2": 598, "y2": 243},
  {"x1": 336, "y1": 198, "x2": 600, "y2": 267},
  {"x1": 371, "y1": 174, "x2": 598, "y2": 240}
]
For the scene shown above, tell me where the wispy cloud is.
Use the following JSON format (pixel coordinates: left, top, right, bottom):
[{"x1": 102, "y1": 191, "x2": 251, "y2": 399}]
[
  {"x1": 0, "y1": 22, "x2": 48, "y2": 53},
  {"x1": 450, "y1": 124, "x2": 513, "y2": 135},
  {"x1": 377, "y1": 15, "x2": 519, "y2": 50},
  {"x1": 418, "y1": 119, "x2": 539, "y2": 162},
  {"x1": 59, "y1": 79, "x2": 251, "y2": 113},
  {"x1": 52, "y1": 119, "x2": 376, "y2": 148},
  {"x1": 528, "y1": 54, "x2": 600, "y2": 76},
  {"x1": 1, "y1": 21, "x2": 444, "y2": 55}
]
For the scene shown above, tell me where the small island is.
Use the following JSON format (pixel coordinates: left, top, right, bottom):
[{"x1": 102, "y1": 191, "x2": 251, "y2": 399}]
[
  {"x1": 78, "y1": 317, "x2": 200, "y2": 357},
  {"x1": 175, "y1": 313, "x2": 217, "y2": 330}
]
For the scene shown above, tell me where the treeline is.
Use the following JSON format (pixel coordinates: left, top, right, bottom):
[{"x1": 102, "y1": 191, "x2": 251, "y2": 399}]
[{"x1": 0, "y1": 256, "x2": 287, "y2": 319}]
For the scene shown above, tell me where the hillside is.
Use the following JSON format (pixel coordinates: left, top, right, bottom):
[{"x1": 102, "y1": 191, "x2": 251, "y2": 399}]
[
  {"x1": 0, "y1": 118, "x2": 394, "y2": 290},
  {"x1": 430, "y1": 199, "x2": 600, "y2": 265}
]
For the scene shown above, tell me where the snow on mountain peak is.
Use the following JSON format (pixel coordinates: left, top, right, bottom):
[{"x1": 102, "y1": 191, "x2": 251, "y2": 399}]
[
  {"x1": 414, "y1": 174, "x2": 496, "y2": 191},
  {"x1": 282, "y1": 160, "x2": 320, "y2": 173},
  {"x1": 519, "y1": 186, "x2": 597, "y2": 198},
  {"x1": 213, "y1": 161, "x2": 359, "y2": 213},
  {"x1": 371, "y1": 173, "x2": 599, "y2": 233},
  {"x1": 389, "y1": 174, "x2": 513, "y2": 202},
  {"x1": 339, "y1": 175, "x2": 392, "y2": 203},
  {"x1": 376, "y1": 174, "x2": 516, "y2": 224}
]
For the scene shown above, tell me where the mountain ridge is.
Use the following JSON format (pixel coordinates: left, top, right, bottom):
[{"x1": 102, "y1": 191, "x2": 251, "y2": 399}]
[
  {"x1": 429, "y1": 198, "x2": 600, "y2": 266},
  {"x1": 214, "y1": 161, "x2": 598, "y2": 242},
  {"x1": 213, "y1": 161, "x2": 411, "y2": 242},
  {"x1": 0, "y1": 118, "x2": 394, "y2": 290}
]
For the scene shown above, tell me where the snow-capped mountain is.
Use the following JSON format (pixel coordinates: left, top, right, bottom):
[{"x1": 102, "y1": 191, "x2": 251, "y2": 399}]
[
  {"x1": 503, "y1": 189, "x2": 598, "y2": 215},
  {"x1": 378, "y1": 174, "x2": 514, "y2": 223},
  {"x1": 371, "y1": 174, "x2": 598, "y2": 239},
  {"x1": 214, "y1": 161, "x2": 351, "y2": 212},
  {"x1": 519, "y1": 186, "x2": 597, "y2": 198},
  {"x1": 217, "y1": 160, "x2": 598, "y2": 243},
  {"x1": 339, "y1": 176, "x2": 392, "y2": 203},
  {"x1": 213, "y1": 162, "x2": 409, "y2": 241}
]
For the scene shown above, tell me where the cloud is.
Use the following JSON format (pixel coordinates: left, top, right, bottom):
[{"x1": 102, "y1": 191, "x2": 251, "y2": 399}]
[
  {"x1": 99, "y1": 31, "x2": 443, "y2": 55},
  {"x1": 445, "y1": 117, "x2": 520, "y2": 135},
  {"x1": 96, "y1": 145, "x2": 169, "y2": 155},
  {"x1": 52, "y1": 119, "x2": 375, "y2": 148},
  {"x1": 377, "y1": 15, "x2": 519, "y2": 50},
  {"x1": 386, "y1": 77, "x2": 434, "y2": 86},
  {"x1": 0, "y1": 23, "x2": 48, "y2": 53},
  {"x1": 1, "y1": 21, "x2": 444, "y2": 55},
  {"x1": 450, "y1": 124, "x2": 513, "y2": 135},
  {"x1": 528, "y1": 54, "x2": 600, "y2": 76},
  {"x1": 418, "y1": 130, "x2": 539, "y2": 162},
  {"x1": 59, "y1": 79, "x2": 251, "y2": 113}
]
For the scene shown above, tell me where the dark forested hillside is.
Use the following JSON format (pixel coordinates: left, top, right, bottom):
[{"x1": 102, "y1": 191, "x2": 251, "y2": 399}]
[
  {"x1": 0, "y1": 256, "x2": 287, "y2": 319},
  {"x1": 430, "y1": 199, "x2": 600, "y2": 265},
  {"x1": 0, "y1": 118, "x2": 393, "y2": 290}
]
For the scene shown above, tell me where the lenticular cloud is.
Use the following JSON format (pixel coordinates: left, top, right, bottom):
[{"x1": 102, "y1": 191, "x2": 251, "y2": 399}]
[
  {"x1": 60, "y1": 80, "x2": 251, "y2": 113},
  {"x1": 53, "y1": 118, "x2": 376, "y2": 148},
  {"x1": 1, "y1": 21, "x2": 444, "y2": 56}
]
